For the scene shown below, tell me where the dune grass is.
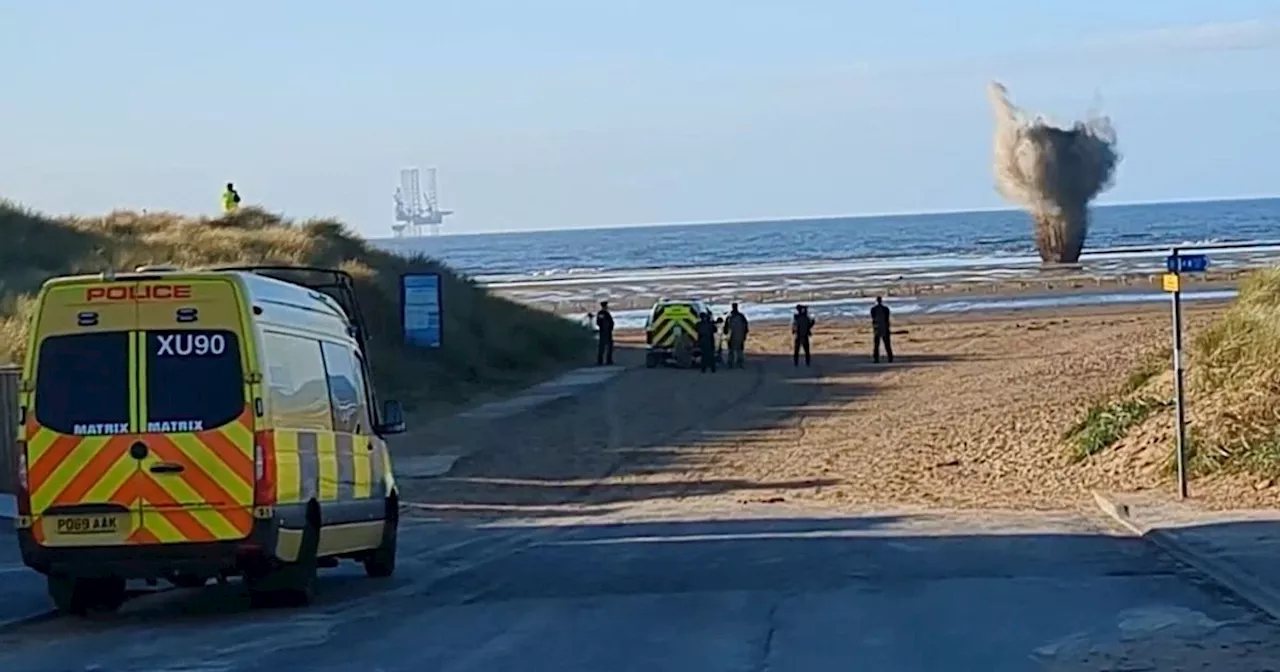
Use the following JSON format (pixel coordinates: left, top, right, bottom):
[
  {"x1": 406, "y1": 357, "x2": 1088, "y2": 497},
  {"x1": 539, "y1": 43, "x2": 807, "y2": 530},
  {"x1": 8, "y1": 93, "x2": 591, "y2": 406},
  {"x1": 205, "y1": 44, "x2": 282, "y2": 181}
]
[
  {"x1": 0, "y1": 201, "x2": 593, "y2": 414},
  {"x1": 1120, "y1": 344, "x2": 1171, "y2": 396},
  {"x1": 1062, "y1": 396, "x2": 1168, "y2": 463},
  {"x1": 1180, "y1": 267, "x2": 1280, "y2": 475},
  {"x1": 1067, "y1": 267, "x2": 1280, "y2": 478}
]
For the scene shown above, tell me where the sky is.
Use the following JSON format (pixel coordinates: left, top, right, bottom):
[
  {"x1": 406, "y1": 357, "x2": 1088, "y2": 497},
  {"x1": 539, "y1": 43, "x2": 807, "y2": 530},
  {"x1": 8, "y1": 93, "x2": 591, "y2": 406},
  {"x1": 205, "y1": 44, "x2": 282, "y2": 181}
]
[{"x1": 2, "y1": 1, "x2": 1279, "y2": 236}]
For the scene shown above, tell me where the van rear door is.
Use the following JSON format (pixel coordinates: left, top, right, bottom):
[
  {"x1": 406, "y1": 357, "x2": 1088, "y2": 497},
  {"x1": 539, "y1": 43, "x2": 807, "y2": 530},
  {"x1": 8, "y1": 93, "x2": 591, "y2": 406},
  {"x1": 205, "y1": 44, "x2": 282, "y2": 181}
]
[
  {"x1": 26, "y1": 282, "x2": 140, "y2": 547},
  {"x1": 24, "y1": 277, "x2": 255, "y2": 547},
  {"x1": 133, "y1": 278, "x2": 255, "y2": 545}
]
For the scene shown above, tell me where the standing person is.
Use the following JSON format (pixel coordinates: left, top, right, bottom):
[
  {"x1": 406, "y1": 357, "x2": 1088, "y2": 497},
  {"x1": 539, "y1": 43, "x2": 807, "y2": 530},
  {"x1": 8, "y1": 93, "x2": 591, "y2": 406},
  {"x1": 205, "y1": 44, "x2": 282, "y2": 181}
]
[
  {"x1": 870, "y1": 296, "x2": 894, "y2": 363},
  {"x1": 595, "y1": 301, "x2": 615, "y2": 366},
  {"x1": 696, "y1": 311, "x2": 718, "y2": 373},
  {"x1": 792, "y1": 304, "x2": 815, "y2": 367},
  {"x1": 222, "y1": 182, "x2": 242, "y2": 213},
  {"x1": 723, "y1": 302, "x2": 750, "y2": 369}
]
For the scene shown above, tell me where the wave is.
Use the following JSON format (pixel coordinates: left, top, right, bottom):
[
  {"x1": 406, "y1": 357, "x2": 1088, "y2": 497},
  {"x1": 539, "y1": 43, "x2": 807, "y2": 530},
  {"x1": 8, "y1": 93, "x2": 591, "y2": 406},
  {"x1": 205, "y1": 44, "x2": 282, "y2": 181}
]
[{"x1": 479, "y1": 241, "x2": 1280, "y2": 288}]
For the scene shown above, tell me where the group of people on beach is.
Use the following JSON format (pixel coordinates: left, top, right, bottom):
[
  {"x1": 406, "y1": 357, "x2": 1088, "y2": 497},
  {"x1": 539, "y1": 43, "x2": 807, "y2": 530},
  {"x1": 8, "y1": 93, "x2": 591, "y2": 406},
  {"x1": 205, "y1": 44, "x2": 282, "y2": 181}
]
[{"x1": 590, "y1": 296, "x2": 896, "y2": 369}]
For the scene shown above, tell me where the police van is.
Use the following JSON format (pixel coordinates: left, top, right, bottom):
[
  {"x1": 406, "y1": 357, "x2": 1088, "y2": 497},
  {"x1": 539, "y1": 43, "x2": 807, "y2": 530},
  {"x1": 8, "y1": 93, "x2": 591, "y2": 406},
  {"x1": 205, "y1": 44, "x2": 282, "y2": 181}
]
[
  {"x1": 13, "y1": 265, "x2": 405, "y2": 614},
  {"x1": 643, "y1": 298, "x2": 720, "y2": 369}
]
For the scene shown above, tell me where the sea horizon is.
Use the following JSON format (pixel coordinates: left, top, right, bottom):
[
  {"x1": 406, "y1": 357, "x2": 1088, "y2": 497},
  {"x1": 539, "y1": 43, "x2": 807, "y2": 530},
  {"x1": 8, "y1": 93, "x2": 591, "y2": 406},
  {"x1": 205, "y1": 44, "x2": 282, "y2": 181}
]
[
  {"x1": 373, "y1": 197, "x2": 1280, "y2": 285},
  {"x1": 369, "y1": 194, "x2": 1280, "y2": 241}
]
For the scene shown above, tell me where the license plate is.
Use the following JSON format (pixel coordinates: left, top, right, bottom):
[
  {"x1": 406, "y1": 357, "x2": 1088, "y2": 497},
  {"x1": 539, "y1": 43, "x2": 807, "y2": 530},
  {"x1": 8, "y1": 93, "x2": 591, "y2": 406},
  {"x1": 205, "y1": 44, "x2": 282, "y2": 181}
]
[{"x1": 54, "y1": 515, "x2": 120, "y2": 535}]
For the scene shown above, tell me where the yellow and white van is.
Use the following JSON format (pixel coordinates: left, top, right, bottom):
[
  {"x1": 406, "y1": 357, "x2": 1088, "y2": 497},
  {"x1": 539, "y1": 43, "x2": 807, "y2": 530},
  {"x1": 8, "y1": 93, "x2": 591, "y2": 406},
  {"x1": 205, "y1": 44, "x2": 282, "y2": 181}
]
[
  {"x1": 13, "y1": 265, "x2": 405, "y2": 614},
  {"x1": 644, "y1": 298, "x2": 717, "y2": 368}
]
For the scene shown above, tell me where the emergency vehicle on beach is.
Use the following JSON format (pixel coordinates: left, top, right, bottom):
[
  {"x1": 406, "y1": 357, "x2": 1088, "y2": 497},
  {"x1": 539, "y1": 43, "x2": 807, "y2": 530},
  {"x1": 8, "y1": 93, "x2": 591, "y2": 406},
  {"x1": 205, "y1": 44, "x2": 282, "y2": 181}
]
[
  {"x1": 643, "y1": 297, "x2": 723, "y2": 368},
  {"x1": 13, "y1": 265, "x2": 404, "y2": 614}
]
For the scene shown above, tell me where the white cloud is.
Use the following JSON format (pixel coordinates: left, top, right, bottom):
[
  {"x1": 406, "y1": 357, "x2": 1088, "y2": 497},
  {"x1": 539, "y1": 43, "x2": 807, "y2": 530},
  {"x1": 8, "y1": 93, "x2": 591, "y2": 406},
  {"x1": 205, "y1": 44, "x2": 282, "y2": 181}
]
[{"x1": 1083, "y1": 19, "x2": 1280, "y2": 54}]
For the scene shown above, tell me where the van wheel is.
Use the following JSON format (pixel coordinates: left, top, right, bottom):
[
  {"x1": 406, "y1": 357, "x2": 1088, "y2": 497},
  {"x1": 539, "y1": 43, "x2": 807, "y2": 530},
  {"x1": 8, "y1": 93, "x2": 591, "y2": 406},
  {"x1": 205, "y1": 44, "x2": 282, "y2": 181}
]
[
  {"x1": 48, "y1": 576, "x2": 126, "y2": 616},
  {"x1": 644, "y1": 352, "x2": 659, "y2": 368},
  {"x1": 364, "y1": 497, "x2": 399, "y2": 579}
]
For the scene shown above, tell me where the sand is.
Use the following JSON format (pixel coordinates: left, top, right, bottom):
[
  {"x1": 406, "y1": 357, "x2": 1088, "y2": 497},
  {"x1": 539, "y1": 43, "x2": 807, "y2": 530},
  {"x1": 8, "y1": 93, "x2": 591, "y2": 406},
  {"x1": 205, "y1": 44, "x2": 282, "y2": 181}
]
[{"x1": 393, "y1": 300, "x2": 1269, "y2": 520}]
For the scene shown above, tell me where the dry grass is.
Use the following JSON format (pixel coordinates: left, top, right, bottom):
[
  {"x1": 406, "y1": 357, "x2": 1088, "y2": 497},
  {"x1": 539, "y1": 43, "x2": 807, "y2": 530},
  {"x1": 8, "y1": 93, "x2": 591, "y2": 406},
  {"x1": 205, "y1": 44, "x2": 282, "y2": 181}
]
[
  {"x1": 0, "y1": 200, "x2": 593, "y2": 413},
  {"x1": 1071, "y1": 267, "x2": 1280, "y2": 485},
  {"x1": 1182, "y1": 268, "x2": 1280, "y2": 475}
]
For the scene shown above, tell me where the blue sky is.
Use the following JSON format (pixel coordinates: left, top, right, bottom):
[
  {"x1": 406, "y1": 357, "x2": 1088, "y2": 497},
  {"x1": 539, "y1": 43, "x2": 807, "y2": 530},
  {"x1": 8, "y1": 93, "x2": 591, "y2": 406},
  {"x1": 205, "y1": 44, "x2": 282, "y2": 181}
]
[{"x1": 2, "y1": 1, "x2": 1279, "y2": 235}]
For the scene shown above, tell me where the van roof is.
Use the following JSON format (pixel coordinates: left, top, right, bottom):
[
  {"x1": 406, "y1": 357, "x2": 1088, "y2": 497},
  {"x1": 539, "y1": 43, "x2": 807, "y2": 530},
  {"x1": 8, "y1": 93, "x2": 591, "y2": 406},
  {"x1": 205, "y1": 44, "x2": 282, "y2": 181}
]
[{"x1": 40, "y1": 269, "x2": 350, "y2": 322}]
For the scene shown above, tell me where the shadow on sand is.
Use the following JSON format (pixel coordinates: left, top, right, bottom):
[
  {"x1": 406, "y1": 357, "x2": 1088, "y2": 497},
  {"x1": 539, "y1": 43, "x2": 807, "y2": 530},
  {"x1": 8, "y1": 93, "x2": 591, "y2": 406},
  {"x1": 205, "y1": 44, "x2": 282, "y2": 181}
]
[{"x1": 398, "y1": 342, "x2": 964, "y2": 519}]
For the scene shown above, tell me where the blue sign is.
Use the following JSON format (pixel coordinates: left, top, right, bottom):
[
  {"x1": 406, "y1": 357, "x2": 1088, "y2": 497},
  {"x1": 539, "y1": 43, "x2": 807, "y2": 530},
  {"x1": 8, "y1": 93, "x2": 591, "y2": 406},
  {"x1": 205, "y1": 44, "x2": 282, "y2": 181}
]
[
  {"x1": 401, "y1": 273, "x2": 443, "y2": 349},
  {"x1": 1166, "y1": 254, "x2": 1209, "y2": 274}
]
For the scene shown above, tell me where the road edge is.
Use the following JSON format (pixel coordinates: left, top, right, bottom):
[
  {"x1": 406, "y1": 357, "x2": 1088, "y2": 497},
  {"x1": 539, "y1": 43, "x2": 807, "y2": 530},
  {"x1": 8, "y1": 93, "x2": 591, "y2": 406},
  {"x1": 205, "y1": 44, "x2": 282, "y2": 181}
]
[
  {"x1": 0, "y1": 608, "x2": 58, "y2": 632},
  {"x1": 0, "y1": 526, "x2": 56, "y2": 633},
  {"x1": 0, "y1": 494, "x2": 14, "y2": 524},
  {"x1": 1092, "y1": 490, "x2": 1280, "y2": 623}
]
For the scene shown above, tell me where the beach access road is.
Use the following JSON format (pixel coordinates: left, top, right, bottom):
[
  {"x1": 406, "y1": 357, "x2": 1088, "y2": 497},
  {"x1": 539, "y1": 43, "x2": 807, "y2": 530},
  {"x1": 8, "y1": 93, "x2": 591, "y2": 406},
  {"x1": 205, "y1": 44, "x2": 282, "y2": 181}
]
[
  {"x1": 396, "y1": 303, "x2": 1228, "y2": 517},
  {"x1": 7, "y1": 507, "x2": 1280, "y2": 671}
]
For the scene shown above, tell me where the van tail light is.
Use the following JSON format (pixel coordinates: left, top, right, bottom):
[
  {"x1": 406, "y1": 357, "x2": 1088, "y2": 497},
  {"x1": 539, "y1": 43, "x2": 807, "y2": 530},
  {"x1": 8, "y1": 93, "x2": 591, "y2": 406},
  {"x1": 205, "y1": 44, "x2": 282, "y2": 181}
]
[
  {"x1": 15, "y1": 445, "x2": 31, "y2": 516},
  {"x1": 252, "y1": 434, "x2": 276, "y2": 506}
]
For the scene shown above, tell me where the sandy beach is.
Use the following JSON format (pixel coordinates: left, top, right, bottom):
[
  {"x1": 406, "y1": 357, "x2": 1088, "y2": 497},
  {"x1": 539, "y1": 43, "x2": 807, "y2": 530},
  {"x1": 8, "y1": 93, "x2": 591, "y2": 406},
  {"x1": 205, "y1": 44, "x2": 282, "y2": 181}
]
[{"x1": 396, "y1": 298, "x2": 1264, "y2": 521}]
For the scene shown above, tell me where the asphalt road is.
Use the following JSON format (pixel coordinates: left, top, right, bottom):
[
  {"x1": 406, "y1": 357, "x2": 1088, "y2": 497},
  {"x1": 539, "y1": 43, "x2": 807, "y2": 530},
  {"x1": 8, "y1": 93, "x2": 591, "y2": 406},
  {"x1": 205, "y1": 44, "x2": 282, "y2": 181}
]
[{"x1": 3, "y1": 508, "x2": 1280, "y2": 671}]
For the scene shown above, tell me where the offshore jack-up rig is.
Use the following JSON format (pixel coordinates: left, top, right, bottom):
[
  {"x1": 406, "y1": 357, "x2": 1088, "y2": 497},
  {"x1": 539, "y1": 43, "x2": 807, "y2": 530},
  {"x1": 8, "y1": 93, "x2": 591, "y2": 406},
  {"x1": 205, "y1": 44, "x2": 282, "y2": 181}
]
[{"x1": 392, "y1": 167, "x2": 453, "y2": 238}]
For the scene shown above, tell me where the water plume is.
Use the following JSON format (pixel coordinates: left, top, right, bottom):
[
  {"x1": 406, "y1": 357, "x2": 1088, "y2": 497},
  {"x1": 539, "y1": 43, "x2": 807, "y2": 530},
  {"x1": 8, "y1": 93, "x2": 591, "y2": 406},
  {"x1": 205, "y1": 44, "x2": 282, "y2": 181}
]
[{"x1": 987, "y1": 81, "x2": 1121, "y2": 263}]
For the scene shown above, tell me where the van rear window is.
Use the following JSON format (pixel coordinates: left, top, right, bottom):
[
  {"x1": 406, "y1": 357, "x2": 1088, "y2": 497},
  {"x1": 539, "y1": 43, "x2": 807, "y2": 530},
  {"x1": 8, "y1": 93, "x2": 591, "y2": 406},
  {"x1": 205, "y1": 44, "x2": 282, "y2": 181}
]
[
  {"x1": 145, "y1": 330, "x2": 244, "y2": 432},
  {"x1": 35, "y1": 332, "x2": 132, "y2": 436},
  {"x1": 31, "y1": 331, "x2": 246, "y2": 436}
]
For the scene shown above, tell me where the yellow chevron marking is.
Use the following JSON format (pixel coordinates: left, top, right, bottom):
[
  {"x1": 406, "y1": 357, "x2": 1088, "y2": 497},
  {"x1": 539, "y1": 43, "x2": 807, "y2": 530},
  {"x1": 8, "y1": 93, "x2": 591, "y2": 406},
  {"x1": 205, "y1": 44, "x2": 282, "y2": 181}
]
[
  {"x1": 170, "y1": 434, "x2": 253, "y2": 504},
  {"x1": 219, "y1": 421, "x2": 254, "y2": 455},
  {"x1": 33, "y1": 436, "x2": 108, "y2": 513},
  {"x1": 25, "y1": 427, "x2": 58, "y2": 465},
  {"x1": 142, "y1": 505, "x2": 185, "y2": 544},
  {"x1": 84, "y1": 451, "x2": 138, "y2": 504}
]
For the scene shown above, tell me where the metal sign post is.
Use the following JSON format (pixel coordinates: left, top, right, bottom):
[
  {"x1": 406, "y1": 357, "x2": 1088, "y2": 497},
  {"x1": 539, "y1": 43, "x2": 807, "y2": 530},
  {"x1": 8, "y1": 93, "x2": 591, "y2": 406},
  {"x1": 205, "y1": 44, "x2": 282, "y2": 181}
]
[{"x1": 1163, "y1": 249, "x2": 1208, "y2": 500}]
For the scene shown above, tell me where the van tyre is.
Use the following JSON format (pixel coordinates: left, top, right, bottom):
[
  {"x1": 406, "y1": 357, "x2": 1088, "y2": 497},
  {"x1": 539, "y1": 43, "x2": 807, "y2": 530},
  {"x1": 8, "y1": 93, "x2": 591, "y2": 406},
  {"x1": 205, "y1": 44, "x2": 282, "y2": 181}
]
[
  {"x1": 645, "y1": 352, "x2": 659, "y2": 368},
  {"x1": 48, "y1": 575, "x2": 127, "y2": 616},
  {"x1": 364, "y1": 496, "x2": 399, "y2": 579}
]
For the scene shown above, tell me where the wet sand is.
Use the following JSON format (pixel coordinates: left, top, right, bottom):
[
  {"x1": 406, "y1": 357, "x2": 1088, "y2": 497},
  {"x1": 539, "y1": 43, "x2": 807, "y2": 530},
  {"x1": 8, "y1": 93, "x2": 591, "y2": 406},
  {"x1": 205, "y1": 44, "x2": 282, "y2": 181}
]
[{"x1": 494, "y1": 268, "x2": 1246, "y2": 314}]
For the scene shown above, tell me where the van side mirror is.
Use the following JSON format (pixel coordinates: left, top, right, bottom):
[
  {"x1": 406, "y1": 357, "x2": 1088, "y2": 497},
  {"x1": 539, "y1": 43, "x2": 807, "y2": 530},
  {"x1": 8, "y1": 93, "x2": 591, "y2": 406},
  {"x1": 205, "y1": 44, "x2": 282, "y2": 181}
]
[{"x1": 377, "y1": 399, "x2": 406, "y2": 435}]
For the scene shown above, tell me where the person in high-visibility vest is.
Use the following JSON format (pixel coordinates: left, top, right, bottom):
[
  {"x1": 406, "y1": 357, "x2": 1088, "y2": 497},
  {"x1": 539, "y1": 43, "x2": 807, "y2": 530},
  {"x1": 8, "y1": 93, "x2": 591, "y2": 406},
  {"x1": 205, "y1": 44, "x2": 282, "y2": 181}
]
[{"x1": 222, "y1": 183, "x2": 242, "y2": 213}]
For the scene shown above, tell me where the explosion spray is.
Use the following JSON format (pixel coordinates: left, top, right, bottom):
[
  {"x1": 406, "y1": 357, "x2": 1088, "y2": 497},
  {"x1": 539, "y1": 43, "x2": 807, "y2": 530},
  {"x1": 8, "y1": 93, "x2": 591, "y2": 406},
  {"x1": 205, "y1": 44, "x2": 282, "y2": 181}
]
[{"x1": 987, "y1": 82, "x2": 1121, "y2": 263}]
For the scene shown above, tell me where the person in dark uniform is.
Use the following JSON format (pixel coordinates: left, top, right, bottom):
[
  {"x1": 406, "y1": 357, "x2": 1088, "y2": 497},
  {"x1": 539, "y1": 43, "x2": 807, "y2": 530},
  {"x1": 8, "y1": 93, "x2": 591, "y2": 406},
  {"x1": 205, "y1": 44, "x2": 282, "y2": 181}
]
[
  {"x1": 723, "y1": 302, "x2": 749, "y2": 369},
  {"x1": 696, "y1": 310, "x2": 718, "y2": 373},
  {"x1": 595, "y1": 301, "x2": 614, "y2": 366},
  {"x1": 792, "y1": 304, "x2": 815, "y2": 367},
  {"x1": 870, "y1": 296, "x2": 894, "y2": 363}
]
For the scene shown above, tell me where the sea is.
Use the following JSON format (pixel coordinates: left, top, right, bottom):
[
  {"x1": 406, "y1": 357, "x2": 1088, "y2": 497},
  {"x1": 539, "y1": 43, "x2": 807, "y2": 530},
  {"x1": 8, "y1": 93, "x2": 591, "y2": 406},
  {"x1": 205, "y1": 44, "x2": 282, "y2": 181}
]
[{"x1": 374, "y1": 198, "x2": 1280, "y2": 327}]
